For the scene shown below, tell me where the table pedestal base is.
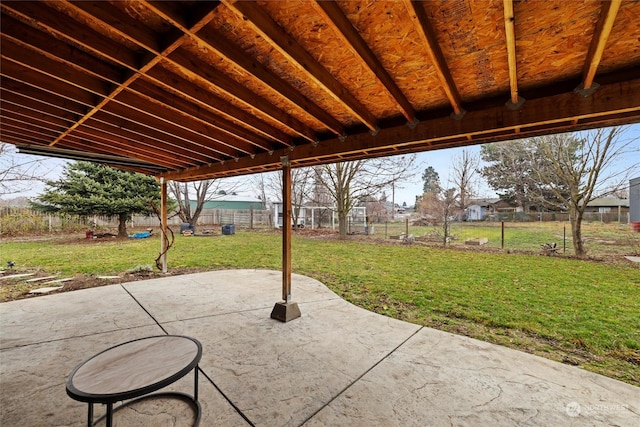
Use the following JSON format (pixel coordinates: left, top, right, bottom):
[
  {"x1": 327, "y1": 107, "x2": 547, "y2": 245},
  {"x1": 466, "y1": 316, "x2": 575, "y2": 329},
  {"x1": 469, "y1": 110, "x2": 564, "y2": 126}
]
[{"x1": 88, "y1": 392, "x2": 201, "y2": 427}]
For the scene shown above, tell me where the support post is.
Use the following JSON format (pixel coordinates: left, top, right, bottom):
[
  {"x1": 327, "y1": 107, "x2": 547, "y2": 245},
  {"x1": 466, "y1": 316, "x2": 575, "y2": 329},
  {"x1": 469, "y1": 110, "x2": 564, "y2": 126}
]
[
  {"x1": 271, "y1": 156, "x2": 301, "y2": 322},
  {"x1": 160, "y1": 178, "x2": 168, "y2": 273}
]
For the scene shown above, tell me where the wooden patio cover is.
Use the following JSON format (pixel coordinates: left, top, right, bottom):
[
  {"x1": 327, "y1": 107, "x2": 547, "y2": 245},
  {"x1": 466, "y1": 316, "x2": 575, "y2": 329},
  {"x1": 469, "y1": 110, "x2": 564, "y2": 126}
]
[{"x1": 2, "y1": 0, "x2": 640, "y2": 182}]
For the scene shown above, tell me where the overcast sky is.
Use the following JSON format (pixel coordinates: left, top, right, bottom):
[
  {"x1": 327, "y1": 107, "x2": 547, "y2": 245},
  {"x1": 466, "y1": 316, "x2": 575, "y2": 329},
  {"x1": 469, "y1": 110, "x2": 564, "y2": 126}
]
[{"x1": 3, "y1": 125, "x2": 639, "y2": 206}]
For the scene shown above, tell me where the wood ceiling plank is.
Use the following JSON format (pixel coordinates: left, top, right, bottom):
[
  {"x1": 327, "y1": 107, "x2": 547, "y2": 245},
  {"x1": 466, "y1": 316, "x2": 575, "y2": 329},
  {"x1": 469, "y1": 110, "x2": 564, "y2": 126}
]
[
  {"x1": 49, "y1": 136, "x2": 183, "y2": 170},
  {"x1": 1, "y1": 118, "x2": 61, "y2": 143},
  {"x1": 402, "y1": 0, "x2": 464, "y2": 116},
  {"x1": 312, "y1": 0, "x2": 416, "y2": 124},
  {"x1": 66, "y1": 0, "x2": 311, "y2": 146},
  {"x1": 42, "y1": 1, "x2": 217, "y2": 149},
  {"x1": 3, "y1": 1, "x2": 282, "y2": 157},
  {"x1": 0, "y1": 63, "x2": 99, "y2": 111},
  {"x1": 582, "y1": 0, "x2": 622, "y2": 91},
  {"x1": 0, "y1": 79, "x2": 87, "y2": 116},
  {"x1": 196, "y1": 26, "x2": 345, "y2": 137},
  {"x1": 223, "y1": 0, "x2": 379, "y2": 132},
  {"x1": 2, "y1": 107, "x2": 71, "y2": 136},
  {"x1": 145, "y1": 0, "x2": 345, "y2": 137},
  {"x1": 64, "y1": 0, "x2": 161, "y2": 53}
]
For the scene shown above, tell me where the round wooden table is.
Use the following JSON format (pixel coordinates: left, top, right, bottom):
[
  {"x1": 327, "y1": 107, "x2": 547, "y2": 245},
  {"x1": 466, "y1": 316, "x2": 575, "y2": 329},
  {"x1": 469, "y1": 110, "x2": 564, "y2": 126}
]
[{"x1": 66, "y1": 335, "x2": 202, "y2": 427}]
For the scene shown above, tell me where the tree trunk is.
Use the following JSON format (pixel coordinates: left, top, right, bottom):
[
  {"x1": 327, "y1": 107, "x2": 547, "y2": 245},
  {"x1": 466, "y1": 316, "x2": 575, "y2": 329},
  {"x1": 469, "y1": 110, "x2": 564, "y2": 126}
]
[
  {"x1": 117, "y1": 213, "x2": 128, "y2": 237},
  {"x1": 569, "y1": 207, "x2": 586, "y2": 257},
  {"x1": 338, "y1": 210, "x2": 348, "y2": 238}
]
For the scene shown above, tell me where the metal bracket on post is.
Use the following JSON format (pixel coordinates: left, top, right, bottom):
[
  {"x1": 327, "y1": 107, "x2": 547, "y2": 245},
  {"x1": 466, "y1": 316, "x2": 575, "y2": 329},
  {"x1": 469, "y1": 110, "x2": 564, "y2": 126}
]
[
  {"x1": 574, "y1": 82, "x2": 600, "y2": 98},
  {"x1": 505, "y1": 96, "x2": 526, "y2": 110}
]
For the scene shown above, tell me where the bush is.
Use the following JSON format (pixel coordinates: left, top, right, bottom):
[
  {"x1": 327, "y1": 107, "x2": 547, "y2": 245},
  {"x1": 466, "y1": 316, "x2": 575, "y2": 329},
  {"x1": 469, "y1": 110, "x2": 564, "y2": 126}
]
[{"x1": 0, "y1": 211, "x2": 48, "y2": 236}]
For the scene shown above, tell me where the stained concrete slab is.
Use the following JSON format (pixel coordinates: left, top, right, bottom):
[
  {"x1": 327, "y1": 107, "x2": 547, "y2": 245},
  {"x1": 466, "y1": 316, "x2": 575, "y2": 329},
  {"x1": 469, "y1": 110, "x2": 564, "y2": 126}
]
[
  {"x1": 0, "y1": 285, "x2": 157, "y2": 349},
  {"x1": 1, "y1": 270, "x2": 638, "y2": 427},
  {"x1": 163, "y1": 299, "x2": 420, "y2": 426},
  {"x1": 306, "y1": 327, "x2": 640, "y2": 426},
  {"x1": 123, "y1": 269, "x2": 340, "y2": 323}
]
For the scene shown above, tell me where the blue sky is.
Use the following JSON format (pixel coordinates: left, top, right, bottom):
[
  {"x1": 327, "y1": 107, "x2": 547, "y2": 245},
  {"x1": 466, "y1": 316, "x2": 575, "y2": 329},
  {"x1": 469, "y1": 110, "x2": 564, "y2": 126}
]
[{"x1": 392, "y1": 125, "x2": 640, "y2": 206}]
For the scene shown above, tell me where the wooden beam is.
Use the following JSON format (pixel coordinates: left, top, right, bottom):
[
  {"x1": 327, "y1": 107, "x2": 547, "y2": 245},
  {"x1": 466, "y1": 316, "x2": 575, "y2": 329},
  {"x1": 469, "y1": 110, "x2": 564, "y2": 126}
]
[
  {"x1": 223, "y1": 0, "x2": 379, "y2": 132},
  {"x1": 269, "y1": 156, "x2": 300, "y2": 322},
  {"x1": 503, "y1": 0, "x2": 521, "y2": 107},
  {"x1": 74, "y1": 0, "x2": 316, "y2": 144},
  {"x1": 168, "y1": 50, "x2": 316, "y2": 144},
  {"x1": 1, "y1": 2, "x2": 139, "y2": 70},
  {"x1": 103, "y1": 98, "x2": 241, "y2": 159},
  {"x1": 8, "y1": 0, "x2": 217, "y2": 149},
  {"x1": 402, "y1": 0, "x2": 464, "y2": 117},
  {"x1": 124, "y1": 81, "x2": 273, "y2": 153},
  {"x1": 6, "y1": 1, "x2": 300, "y2": 147},
  {"x1": 582, "y1": 0, "x2": 622, "y2": 91},
  {"x1": 160, "y1": 178, "x2": 168, "y2": 273},
  {"x1": 281, "y1": 156, "x2": 292, "y2": 302},
  {"x1": 160, "y1": 78, "x2": 640, "y2": 181},
  {"x1": 312, "y1": 0, "x2": 416, "y2": 124},
  {"x1": 142, "y1": 68, "x2": 295, "y2": 147},
  {"x1": 144, "y1": 0, "x2": 345, "y2": 137}
]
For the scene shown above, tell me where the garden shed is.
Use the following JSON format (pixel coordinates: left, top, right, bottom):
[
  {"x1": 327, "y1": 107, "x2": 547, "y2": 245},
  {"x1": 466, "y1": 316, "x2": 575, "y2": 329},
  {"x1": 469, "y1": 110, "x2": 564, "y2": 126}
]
[{"x1": 1, "y1": 0, "x2": 639, "y2": 319}]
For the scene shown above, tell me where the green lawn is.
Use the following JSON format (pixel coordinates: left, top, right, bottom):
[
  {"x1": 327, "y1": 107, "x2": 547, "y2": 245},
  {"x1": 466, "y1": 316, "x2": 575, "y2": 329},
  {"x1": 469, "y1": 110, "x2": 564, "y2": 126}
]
[{"x1": 2, "y1": 229, "x2": 639, "y2": 385}]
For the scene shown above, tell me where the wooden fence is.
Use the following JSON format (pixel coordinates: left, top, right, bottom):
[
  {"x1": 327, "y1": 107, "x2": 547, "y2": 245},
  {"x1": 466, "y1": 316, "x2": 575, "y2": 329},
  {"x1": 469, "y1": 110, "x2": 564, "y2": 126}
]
[{"x1": 0, "y1": 207, "x2": 273, "y2": 235}]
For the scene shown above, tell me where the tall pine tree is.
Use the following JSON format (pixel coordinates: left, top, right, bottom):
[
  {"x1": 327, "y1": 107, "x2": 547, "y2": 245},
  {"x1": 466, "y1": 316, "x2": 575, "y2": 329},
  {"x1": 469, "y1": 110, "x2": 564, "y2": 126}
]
[{"x1": 31, "y1": 162, "x2": 161, "y2": 237}]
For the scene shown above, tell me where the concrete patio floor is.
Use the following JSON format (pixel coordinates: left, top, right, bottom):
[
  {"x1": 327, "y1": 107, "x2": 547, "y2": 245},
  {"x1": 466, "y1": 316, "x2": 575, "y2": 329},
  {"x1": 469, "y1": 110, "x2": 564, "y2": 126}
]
[{"x1": 1, "y1": 269, "x2": 638, "y2": 426}]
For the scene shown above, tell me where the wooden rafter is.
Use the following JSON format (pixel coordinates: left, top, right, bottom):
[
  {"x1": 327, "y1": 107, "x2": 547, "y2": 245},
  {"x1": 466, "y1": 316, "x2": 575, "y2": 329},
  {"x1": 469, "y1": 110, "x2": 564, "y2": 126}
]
[
  {"x1": 402, "y1": 0, "x2": 464, "y2": 117},
  {"x1": 312, "y1": 0, "x2": 416, "y2": 124},
  {"x1": 65, "y1": 1, "x2": 300, "y2": 146},
  {"x1": 223, "y1": 0, "x2": 379, "y2": 132},
  {"x1": 60, "y1": 1, "x2": 309, "y2": 147},
  {"x1": 43, "y1": 3, "x2": 219, "y2": 148},
  {"x1": 503, "y1": 0, "x2": 520, "y2": 107},
  {"x1": 582, "y1": 0, "x2": 622, "y2": 91},
  {"x1": 144, "y1": 0, "x2": 345, "y2": 138},
  {"x1": 2, "y1": 1, "x2": 639, "y2": 184}
]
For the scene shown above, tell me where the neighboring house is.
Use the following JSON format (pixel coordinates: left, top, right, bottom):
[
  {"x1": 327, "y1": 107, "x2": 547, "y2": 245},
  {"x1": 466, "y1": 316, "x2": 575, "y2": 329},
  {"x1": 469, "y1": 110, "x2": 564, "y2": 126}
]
[
  {"x1": 630, "y1": 177, "x2": 640, "y2": 223},
  {"x1": 584, "y1": 197, "x2": 629, "y2": 214},
  {"x1": 190, "y1": 194, "x2": 265, "y2": 211},
  {"x1": 466, "y1": 198, "x2": 500, "y2": 221}
]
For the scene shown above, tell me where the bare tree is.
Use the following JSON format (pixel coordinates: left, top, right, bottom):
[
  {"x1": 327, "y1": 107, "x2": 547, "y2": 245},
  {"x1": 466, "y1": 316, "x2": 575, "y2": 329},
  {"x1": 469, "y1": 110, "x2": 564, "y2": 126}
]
[
  {"x1": 417, "y1": 187, "x2": 459, "y2": 245},
  {"x1": 480, "y1": 140, "x2": 540, "y2": 211},
  {"x1": 450, "y1": 148, "x2": 480, "y2": 216},
  {"x1": 169, "y1": 178, "x2": 243, "y2": 229},
  {"x1": 530, "y1": 127, "x2": 638, "y2": 257},
  {"x1": 0, "y1": 143, "x2": 59, "y2": 198},
  {"x1": 316, "y1": 155, "x2": 417, "y2": 237},
  {"x1": 266, "y1": 167, "x2": 314, "y2": 228}
]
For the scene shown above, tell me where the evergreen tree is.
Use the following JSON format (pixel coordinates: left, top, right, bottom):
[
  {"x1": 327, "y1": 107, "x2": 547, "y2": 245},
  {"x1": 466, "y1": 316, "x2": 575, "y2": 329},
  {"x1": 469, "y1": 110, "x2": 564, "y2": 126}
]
[
  {"x1": 31, "y1": 162, "x2": 161, "y2": 237},
  {"x1": 422, "y1": 166, "x2": 441, "y2": 194}
]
